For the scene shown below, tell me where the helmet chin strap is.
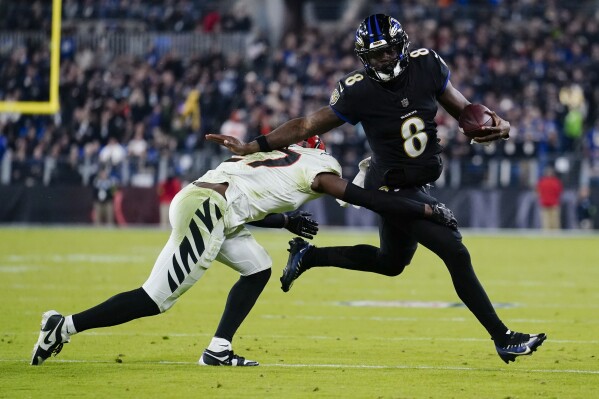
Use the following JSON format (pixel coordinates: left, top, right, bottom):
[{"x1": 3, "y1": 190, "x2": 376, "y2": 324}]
[{"x1": 375, "y1": 62, "x2": 402, "y2": 81}]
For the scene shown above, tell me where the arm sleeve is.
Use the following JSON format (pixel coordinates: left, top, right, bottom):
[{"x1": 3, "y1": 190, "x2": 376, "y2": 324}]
[
  {"x1": 342, "y1": 183, "x2": 425, "y2": 216},
  {"x1": 247, "y1": 213, "x2": 286, "y2": 228}
]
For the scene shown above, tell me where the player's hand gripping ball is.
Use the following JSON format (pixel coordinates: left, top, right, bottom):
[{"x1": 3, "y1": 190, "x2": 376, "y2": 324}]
[{"x1": 458, "y1": 103, "x2": 495, "y2": 139}]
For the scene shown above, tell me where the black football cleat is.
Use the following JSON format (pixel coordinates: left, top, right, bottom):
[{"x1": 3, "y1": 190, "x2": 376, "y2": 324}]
[
  {"x1": 495, "y1": 331, "x2": 546, "y2": 364},
  {"x1": 280, "y1": 237, "x2": 312, "y2": 292}
]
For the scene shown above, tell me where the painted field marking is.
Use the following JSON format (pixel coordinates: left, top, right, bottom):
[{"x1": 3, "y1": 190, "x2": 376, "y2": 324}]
[
  {"x1": 262, "y1": 314, "x2": 599, "y2": 324},
  {"x1": 1, "y1": 358, "x2": 597, "y2": 375},
  {"x1": 1, "y1": 254, "x2": 148, "y2": 264},
  {"x1": 8, "y1": 330, "x2": 599, "y2": 344}
]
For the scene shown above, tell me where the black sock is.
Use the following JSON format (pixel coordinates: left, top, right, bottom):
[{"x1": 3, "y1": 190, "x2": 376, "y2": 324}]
[
  {"x1": 72, "y1": 287, "x2": 160, "y2": 332},
  {"x1": 214, "y1": 269, "x2": 271, "y2": 342},
  {"x1": 492, "y1": 329, "x2": 512, "y2": 346}
]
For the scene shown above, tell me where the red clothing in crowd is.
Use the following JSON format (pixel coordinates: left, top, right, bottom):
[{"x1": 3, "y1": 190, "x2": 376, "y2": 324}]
[
  {"x1": 537, "y1": 175, "x2": 563, "y2": 207},
  {"x1": 158, "y1": 177, "x2": 182, "y2": 205},
  {"x1": 202, "y1": 11, "x2": 221, "y2": 32}
]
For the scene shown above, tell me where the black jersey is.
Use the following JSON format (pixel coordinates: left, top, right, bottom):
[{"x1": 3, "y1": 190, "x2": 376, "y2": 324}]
[{"x1": 329, "y1": 48, "x2": 450, "y2": 188}]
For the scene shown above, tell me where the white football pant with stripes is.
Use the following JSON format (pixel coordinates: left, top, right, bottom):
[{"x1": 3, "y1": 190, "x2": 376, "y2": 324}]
[{"x1": 142, "y1": 183, "x2": 271, "y2": 312}]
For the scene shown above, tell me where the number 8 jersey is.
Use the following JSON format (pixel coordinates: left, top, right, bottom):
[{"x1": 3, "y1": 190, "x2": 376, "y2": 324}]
[
  {"x1": 196, "y1": 146, "x2": 341, "y2": 230},
  {"x1": 329, "y1": 48, "x2": 450, "y2": 188}
]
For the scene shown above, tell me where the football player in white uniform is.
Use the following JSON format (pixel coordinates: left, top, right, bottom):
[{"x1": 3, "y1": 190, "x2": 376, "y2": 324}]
[{"x1": 31, "y1": 136, "x2": 455, "y2": 366}]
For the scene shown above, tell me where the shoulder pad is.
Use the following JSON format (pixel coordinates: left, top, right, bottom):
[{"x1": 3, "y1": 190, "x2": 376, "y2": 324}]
[
  {"x1": 409, "y1": 48, "x2": 448, "y2": 67},
  {"x1": 330, "y1": 71, "x2": 367, "y2": 106}
]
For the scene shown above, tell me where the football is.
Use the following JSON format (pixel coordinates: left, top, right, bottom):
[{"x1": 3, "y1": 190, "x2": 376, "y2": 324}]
[{"x1": 458, "y1": 103, "x2": 495, "y2": 139}]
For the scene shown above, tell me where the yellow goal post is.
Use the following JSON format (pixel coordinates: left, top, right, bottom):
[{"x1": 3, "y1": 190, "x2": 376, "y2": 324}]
[{"x1": 0, "y1": 0, "x2": 61, "y2": 114}]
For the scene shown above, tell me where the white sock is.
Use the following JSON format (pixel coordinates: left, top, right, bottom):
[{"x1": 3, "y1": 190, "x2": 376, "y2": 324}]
[
  {"x1": 63, "y1": 315, "x2": 77, "y2": 337},
  {"x1": 207, "y1": 337, "x2": 231, "y2": 352}
]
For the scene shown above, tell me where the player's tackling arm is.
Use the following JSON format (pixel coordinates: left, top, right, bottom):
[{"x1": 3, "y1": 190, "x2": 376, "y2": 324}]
[
  {"x1": 312, "y1": 173, "x2": 429, "y2": 218},
  {"x1": 248, "y1": 212, "x2": 319, "y2": 240},
  {"x1": 312, "y1": 173, "x2": 457, "y2": 228},
  {"x1": 206, "y1": 106, "x2": 344, "y2": 155}
]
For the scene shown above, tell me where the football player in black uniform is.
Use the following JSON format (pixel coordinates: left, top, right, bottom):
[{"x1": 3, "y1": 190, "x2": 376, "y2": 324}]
[{"x1": 207, "y1": 14, "x2": 546, "y2": 363}]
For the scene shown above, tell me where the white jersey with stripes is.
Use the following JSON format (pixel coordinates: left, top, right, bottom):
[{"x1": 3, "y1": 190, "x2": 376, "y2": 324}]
[{"x1": 196, "y1": 145, "x2": 342, "y2": 230}]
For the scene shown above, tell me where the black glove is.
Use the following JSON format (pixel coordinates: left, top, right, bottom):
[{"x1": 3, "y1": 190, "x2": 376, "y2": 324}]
[
  {"x1": 430, "y1": 203, "x2": 458, "y2": 230},
  {"x1": 285, "y1": 210, "x2": 319, "y2": 239}
]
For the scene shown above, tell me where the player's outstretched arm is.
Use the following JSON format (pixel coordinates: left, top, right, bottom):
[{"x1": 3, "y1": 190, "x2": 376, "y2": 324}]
[
  {"x1": 206, "y1": 106, "x2": 344, "y2": 155},
  {"x1": 205, "y1": 134, "x2": 256, "y2": 155}
]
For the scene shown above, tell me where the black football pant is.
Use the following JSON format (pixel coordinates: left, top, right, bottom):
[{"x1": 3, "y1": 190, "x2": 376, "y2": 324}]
[{"x1": 303, "y1": 186, "x2": 508, "y2": 340}]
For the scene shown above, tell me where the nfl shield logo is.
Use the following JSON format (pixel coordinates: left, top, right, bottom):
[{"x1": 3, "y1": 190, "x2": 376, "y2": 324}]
[
  {"x1": 401, "y1": 98, "x2": 409, "y2": 107},
  {"x1": 330, "y1": 89, "x2": 340, "y2": 105}
]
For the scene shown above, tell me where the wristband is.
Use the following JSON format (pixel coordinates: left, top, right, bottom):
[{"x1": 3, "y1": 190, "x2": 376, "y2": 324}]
[{"x1": 256, "y1": 135, "x2": 272, "y2": 152}]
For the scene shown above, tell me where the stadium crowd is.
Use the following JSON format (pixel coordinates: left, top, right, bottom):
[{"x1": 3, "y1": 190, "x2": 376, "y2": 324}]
[
  {"x1": 0, "y1": 0, "x2": 253, "y2": 33},
  {"x1": 0, "y1": 0, "x2": 598, "y2": 194}
]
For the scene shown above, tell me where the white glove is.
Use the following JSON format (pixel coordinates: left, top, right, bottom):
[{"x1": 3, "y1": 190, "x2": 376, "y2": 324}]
[
  {"x1": 470, "y1": 139, "x2": 492, "y2": 147},
  {"x1": 337, "y1": 157, "x2": 371, "y2": 208}
]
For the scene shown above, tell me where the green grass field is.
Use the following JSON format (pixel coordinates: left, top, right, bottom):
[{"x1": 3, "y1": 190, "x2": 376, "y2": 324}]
[{"x1": 1, "y1": 227, "x2": 598, "y2": 398}]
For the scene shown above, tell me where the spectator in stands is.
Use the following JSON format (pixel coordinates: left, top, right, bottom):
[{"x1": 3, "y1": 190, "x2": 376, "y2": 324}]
[
  {"x1": 576, "y1": 186, "x2": 596, "y2": 230},
  {"x1": 92, "y1": 167, "x2": 117, "y2": 226},
  {"x1": 0, "y1": 134, "x2": 6, "y2": 161},
  {"x1": 127, "y1": 124, "x2": 149, "y2": 173},
  {"x1": 10, "y1": 138, "x2": 30, "y2": 186},
  {"x1": 219, "y1": 109, "x2": 247, "y2": 142},
  {"x1": 221, "y1": 1, "x2": 252, "y2": 32},
  {"x1": 157, "y1": 173, "x2": 182, "y2": 229},
  {"x1": 49, "y1": 144, "x2": 83, "y2": 186},
  {"x1": 583, "y1": 119, "x2": 599, "y2": 178},
  {"x1": 200, "y1": 4, "x2": 221, "y2": 32},
  {"x1": 98, "y1": 137, "x2": 126, "y2": 169},
  {"x1": 536, "y1": 166, "x2": 563, "y2": 230}
]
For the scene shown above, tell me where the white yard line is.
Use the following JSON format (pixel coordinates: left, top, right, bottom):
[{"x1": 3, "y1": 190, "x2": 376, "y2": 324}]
[
  {"x1": 1, "y1": 358, "x2": 597, "y2": 374},
  {"x1": 7, "y1": 330, "x2": 599, "y2": 344}
]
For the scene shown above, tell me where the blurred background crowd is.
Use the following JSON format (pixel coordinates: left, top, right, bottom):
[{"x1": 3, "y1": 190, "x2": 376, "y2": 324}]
[{"x1": 0, "y1": 0, "x2": 598, "y2": 228}]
